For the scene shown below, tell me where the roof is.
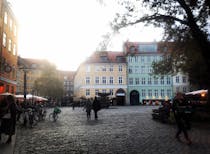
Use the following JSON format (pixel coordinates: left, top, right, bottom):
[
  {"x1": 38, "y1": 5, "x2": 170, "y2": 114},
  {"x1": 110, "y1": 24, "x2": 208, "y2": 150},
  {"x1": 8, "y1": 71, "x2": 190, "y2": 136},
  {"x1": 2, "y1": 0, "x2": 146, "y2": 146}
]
[{"x1": 85, "y1": 51, "x2": 126, "y2": 63}]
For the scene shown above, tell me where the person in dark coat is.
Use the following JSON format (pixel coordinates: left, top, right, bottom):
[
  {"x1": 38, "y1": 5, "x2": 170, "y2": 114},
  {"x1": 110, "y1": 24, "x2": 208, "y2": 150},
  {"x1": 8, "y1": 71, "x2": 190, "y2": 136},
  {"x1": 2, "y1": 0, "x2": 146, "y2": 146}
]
[
  {"x1": 84, "y1": 99, "x2": 92, "y2": 120},
  {"x1": 172, "y1": 92, "x2": 192, "y2": 145},
  {"x1": 92, "y1": 97, "x2": 101, "y2": 119},
  {"x1": 0, "y1": 95, "x2": 17, "y2": 143}
]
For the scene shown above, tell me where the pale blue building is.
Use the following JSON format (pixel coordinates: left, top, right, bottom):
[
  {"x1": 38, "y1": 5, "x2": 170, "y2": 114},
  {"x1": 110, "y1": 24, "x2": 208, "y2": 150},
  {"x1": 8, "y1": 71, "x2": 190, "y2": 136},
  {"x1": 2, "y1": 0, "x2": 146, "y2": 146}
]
[{"x1": 124, "y1": 42, "x2": 173, "y2": 105}]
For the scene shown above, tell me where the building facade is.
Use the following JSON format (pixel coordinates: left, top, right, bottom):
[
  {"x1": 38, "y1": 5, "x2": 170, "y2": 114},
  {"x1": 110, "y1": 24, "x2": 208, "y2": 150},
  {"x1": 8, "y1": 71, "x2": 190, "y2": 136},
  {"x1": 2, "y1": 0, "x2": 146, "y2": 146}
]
[
  {"x1": 0, "y1": 0, "x2": 18, "y2": 94},
  {"x1": 16, "y1": 57, "x2": 50, "y2": 95},
  {"x1": 172, "y1": 72, "x2": 190, "y2": 95},
  {"x1": 57, "y1": 70, "x2": 75, "y2": 97},
  {"x1": 74, "y1": 51, "x2": 127, "y2": 105},
  {"x1": 124, "y1": 42, "x2": 173, "y2": 105}
]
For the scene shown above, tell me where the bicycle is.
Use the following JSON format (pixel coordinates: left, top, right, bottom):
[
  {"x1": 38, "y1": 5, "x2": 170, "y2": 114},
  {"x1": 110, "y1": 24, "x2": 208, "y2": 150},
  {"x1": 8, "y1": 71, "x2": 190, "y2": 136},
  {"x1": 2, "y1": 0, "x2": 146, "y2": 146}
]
[{"x1": 49, "y1": 107, "x2": 61, "y2": 122}]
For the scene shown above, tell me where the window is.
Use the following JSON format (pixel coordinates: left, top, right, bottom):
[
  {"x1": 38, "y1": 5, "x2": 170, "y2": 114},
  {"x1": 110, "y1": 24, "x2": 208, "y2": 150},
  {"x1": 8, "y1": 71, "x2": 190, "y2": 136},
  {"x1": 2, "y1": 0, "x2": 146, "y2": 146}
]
[
  {"x1": 109, "y1": 65, "x2": 113, "y2": 72},
  {"x1": 154, "y1": 77, "x2": 158, "y2": 85},
  {"x1": 118, "y1": 76, "x2": 123, "y2": 84},
  {"x1": 138, "y1": 44, "x2": 157, "y2": 52},
  {"x1": 128, "y1": 56, "x2": 132, "y2": 62},
  {"x1": 176, "y1": 76, "x2": 179, "y2": 83},
  {"x1": 8, "y1": 39, "x2": 12, "y2": 52},
  {"x1": 142, "y1": 89, "x2": 146, "y2": 97},
  {"x1": 148, "y1": 66, "x2": 152, "y2": 73},
  {"x1": 86, "y1": 65, "x2": 90, "y2": 72},
  {"x1": 147, "y1": 56, "x2": 151, "y2": 62},
  {"x1": 135, "y1": 78, "x2": 139, "y2": 85},
  {"x1": 4, "y1": 12, "x2": 7, "y2": 24},
  {"x1": 86, "y1": 77, "x2": 90, "y2": 84},
  {"x1": 167, "y1": 89, "x2": 171, "y2": 97},
  {"x1": 155, "y1": 89, "x2": 158, "y2": 97},
  {"x1": 95, "y1": 66, "x2": 100, "y2": 72},
  {"x1": 134, "y1": 56, "x2": 138, "y2": 62},
  {"x1": 141, "y1": 77, "x2": 146, "y2": 85},
  {"x1": 13, "y1": 44, "x2": 16, "y2": 55},
  {"x1": 161, "y1": 89, "x2": 165, "y2": 97},
  {"x1": 141, "y1": 56, "x2": 145, "y2": 62},
  {"x1": 102, "y1": 77, "x2": 106, "y2": 84},
  {"x1": 109, "y1": 77, "x2": 113, "y2": 84},
  {"x1": 3, "y1": 33, "x2": 7, "y2": 47},
  {"x1": 166, "y1": 77, "x2": 171, "y2": 84},
  {"x1": 128, "y1": 66, "x2": 133, "y2": 73},
  {"x1": 102, "y1": 66, "x2": 106, "y2": 72},
  {"x1": 86, "y1": 89, "x2": 90, "y2": 96},
  {"x1": 135, "y1": 66, "x2": 139, "y2": 73},
  {"x1": 118, "y1": 65, "x2": 122, "y2": 72},
  {"x1": 182, "y1": 76, "x2": 187, "y2": 83},
  {"x1": 129, "y1": 78, "x2": 133, "y2": 85},
  {"x1": 95, "y1": 77, "x2": 99, "y2": 84},
  {"x1": 9, "y1": 19, "x2": 13, "y2": 31},
  {"x1": 148, "y1": 77, "x2": 152, "y2": 85},
  {"x1": 160, "y1": 76, "x2": 164, "y2": 85},
  {"x1": 100, "y1": 56, "x2": 108, "y2": 62},
  {"x1": 141, "y1": 66, "x2": 145, "y2": 73},
  {"x1": 116, "y1": 56, "x2": 124, "y2": 62},
  {"x1": 148, "y1": 89, "x2": 152, "y2": 97},
  {"x1": 95, "y1": 89, "x2": 99, "y2": 96}
]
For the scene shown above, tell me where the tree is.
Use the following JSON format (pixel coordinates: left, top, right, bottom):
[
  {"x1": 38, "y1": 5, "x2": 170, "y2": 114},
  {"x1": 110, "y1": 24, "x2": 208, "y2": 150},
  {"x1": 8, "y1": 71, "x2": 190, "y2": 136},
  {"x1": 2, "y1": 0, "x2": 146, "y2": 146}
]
[
  {"x1": 108, "y1": 0, "x2": 210, "y2": 102},
  {"x1": 33, "y1": 62, "x2": 64, "y2": 99}
]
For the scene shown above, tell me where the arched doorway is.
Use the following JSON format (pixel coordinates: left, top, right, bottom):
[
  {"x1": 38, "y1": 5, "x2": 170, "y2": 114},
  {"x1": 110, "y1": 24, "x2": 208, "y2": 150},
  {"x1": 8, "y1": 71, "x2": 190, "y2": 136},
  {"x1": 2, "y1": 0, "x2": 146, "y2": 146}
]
[
  {"x1": 116, "y1": 88, "x2": 125, "y2": 105},
  {"x1": 130, "y1": 90, "x2": 139, "y2": 105}
]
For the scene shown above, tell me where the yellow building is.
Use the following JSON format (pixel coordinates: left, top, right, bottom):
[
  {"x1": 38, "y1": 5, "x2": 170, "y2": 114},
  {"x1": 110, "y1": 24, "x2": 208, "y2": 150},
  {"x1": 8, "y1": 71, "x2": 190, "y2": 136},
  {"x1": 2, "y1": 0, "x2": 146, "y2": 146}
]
[{"x1": 74, "y1": 51, "x2": 127, "y2": 105}]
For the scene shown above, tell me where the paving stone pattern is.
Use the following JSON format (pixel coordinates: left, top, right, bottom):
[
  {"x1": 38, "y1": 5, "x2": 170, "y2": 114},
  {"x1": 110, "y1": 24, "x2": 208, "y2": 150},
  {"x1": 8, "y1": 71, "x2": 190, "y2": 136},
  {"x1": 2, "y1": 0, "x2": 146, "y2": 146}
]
[{"x1": 14, "y1": 106, "x2": 210, "y2": 154}]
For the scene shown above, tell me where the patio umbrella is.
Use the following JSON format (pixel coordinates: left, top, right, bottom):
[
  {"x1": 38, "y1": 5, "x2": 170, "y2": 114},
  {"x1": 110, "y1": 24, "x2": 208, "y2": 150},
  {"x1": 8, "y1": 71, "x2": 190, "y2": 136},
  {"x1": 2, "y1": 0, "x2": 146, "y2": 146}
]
[{"x1": 0, "y1": 92, "x2": 14, "y2": 96}]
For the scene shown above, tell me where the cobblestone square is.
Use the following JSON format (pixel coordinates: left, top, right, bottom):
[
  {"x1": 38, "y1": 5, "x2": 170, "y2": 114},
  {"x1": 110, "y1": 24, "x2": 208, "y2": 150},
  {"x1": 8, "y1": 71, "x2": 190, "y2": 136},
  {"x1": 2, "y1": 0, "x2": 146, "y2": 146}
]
[{"x1": 14, "y1": 106, "x2": 210, "y2": 154}]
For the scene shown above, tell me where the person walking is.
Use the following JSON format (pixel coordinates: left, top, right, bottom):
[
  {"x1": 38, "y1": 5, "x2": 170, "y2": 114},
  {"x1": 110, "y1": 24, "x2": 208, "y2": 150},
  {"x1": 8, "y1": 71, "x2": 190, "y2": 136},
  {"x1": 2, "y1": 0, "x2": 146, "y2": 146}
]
[
  {"x1": 84, "y1": 99, "x2": 92, "y2": 120},
  {"x1": 92, "y1": 97, "x2": 101, "y2": 120},
  {"x1": 0, "y1": 95, "x2": 17, "y2": 144},
  {"x1": 172, "y1": 92, "x2": 192, "y2": 145}
]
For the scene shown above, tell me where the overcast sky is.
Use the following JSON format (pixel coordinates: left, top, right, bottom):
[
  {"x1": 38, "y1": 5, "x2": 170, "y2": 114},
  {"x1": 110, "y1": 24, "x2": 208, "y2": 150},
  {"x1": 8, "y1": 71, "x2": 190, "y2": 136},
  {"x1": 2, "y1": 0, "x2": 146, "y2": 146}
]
[{"x1": 8, "y1": 0, "x2": 163, "y2": 71}]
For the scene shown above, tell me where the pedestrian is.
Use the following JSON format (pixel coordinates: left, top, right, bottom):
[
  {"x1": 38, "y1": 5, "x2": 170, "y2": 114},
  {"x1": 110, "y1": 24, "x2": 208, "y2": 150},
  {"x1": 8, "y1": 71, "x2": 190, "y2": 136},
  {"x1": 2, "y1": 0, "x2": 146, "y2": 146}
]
[
  {"x1": 172, "y1": 92, "x2": 192, "y2": 145},
  {"x1": 92, "y1": 96, "x2": 101, "y2": 120},
  {"x1": 0, "y1": 95, "x2": 17, "y2": 144},
  {"x1": 16, "y1": 100, "x2": 22, "y2": 122},
  {"x1": 84, "y1": 99, "x2": 92, "y2": 120}
]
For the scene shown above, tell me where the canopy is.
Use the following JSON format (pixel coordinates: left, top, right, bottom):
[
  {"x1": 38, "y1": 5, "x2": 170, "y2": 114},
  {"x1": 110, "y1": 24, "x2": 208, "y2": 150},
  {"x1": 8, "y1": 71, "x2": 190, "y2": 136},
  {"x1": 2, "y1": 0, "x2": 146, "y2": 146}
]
[
  {"x1": 15, "y1": 94, "x2": 48, "y2": 102},
  {"x1": 185, "y1": 89, "x2": 208, "y2": 95},
  {"x1": 0, "y1": 92, "x2": 14, "y2": 96}
]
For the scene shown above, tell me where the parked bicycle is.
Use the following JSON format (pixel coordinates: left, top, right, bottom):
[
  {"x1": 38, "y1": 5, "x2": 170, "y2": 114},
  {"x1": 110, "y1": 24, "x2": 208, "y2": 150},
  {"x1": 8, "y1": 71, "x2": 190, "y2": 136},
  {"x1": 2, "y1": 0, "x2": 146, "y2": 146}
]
[{"x1": 49, "y1": 106, "x2": 61, "y2": 122}]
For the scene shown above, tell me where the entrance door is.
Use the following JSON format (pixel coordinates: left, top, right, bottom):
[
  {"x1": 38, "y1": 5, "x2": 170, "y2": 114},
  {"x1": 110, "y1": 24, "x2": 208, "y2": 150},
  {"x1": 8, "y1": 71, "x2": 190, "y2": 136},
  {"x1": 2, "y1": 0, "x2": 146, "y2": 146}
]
[
  {"x1": 116, "y1": 88, "x2": 125, "y2": 105},
  {"x1": 130, "y1": 90, "x2": 139, "y2": 105}
]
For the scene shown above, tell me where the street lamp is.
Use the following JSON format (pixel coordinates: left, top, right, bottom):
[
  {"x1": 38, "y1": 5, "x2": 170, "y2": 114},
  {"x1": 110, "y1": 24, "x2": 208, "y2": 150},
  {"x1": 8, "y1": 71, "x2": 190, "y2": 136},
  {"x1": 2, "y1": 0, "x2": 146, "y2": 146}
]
[{"x1": 19, "y1": 64, "x2": 36, "y2": 102}]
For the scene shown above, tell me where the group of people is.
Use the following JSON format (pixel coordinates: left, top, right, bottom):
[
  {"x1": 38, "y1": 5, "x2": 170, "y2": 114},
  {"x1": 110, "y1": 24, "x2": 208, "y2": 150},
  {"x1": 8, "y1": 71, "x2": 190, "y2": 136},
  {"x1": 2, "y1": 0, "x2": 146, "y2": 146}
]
[
  {"x1": 83, "y1": 97, "x2": 101, "y2": 120},
  {"x1": 0, "y1": 95, "x2": 17, "y2": 144}
]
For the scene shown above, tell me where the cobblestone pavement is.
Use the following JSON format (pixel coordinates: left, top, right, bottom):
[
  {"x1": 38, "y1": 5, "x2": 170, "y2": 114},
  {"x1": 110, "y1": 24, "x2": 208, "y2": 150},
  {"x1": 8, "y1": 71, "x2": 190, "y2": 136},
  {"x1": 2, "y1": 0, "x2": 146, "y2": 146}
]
[{"x1": 14, "y1": 106, "x2": 210, "y2": 154}]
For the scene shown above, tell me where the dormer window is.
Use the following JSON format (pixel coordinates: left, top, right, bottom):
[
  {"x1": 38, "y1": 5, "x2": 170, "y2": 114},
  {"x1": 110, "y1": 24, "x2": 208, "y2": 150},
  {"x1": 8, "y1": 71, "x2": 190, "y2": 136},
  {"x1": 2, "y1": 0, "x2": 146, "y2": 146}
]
[
  {"x1": 116, "y1": 56, "x2": 124, "y2": 62},
  {"x1": 100, "y1": 56, "x2": 108, "y2": 62},
  {"x1": 129, "y1": 46, "x2": 136, "y2": 53}
]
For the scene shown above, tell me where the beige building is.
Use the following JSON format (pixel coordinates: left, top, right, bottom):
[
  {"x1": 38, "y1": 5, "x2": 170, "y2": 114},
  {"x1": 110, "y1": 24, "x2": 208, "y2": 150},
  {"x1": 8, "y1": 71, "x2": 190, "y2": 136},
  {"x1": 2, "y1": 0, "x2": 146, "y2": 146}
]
[{"x1": 74, "y1": 51, "x2": 127, "y2": 105}]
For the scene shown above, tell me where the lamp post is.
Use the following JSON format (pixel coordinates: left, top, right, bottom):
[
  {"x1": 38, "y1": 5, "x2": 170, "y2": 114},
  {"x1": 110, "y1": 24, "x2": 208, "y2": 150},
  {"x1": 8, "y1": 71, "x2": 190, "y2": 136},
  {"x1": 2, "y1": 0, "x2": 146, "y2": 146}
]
[{"x1": 19, "y1": 64, "x2": 36, "y2": 103}]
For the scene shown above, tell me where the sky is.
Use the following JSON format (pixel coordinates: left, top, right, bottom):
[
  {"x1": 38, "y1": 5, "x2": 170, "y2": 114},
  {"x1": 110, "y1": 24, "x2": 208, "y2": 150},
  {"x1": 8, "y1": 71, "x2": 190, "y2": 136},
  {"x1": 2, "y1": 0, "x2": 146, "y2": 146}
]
[{"x1": 8, "y1": 0, "x2": 163, "y2": 71}]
